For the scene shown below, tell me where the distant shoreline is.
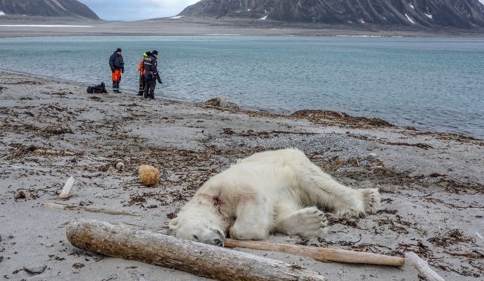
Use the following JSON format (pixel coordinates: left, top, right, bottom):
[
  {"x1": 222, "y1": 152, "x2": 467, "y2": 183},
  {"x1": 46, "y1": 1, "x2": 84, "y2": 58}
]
[{"x1": 1, "y1": 16, "x2": 484, "y2": 38}]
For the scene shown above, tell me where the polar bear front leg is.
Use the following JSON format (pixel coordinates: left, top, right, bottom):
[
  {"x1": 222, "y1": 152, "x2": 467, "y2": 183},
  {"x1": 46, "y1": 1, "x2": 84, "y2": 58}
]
[
  {"x1": 275, "y1": 204, "x2": 328, "y2": 239},
  {"x1": 229, "y1": 197, "x2": 272, "y2": 241}
]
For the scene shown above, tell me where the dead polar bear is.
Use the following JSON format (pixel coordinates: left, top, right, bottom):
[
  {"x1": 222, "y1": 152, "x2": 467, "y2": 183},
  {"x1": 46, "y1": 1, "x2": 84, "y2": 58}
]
[{"x1": 169, "y1": 148, "x2": 380, "y2": 246}]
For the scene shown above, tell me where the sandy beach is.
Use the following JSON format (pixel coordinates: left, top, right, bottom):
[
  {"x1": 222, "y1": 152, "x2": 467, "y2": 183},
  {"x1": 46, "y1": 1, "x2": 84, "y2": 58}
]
[{"x1": 0, "y1": 70, "x2": 483, "y2": 280}]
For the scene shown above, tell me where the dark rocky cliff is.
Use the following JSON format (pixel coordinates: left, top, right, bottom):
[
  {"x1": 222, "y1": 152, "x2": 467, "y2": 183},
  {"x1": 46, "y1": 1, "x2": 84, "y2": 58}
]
[
  {"x1": 180, "y1": 0, "x2": 484, "y2": 29},
  {"x1": 0, "y1": 0, "x2": 99, "y2": 19}
]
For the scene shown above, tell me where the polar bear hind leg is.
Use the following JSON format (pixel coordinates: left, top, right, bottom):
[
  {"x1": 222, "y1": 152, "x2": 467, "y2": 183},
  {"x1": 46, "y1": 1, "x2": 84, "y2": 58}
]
[
  {"x1": 304, "y1": 170, "x2": 381, "y2": 217},
  {"x1": 291, "y1": 152, "x2": 381, "y2": 218}
]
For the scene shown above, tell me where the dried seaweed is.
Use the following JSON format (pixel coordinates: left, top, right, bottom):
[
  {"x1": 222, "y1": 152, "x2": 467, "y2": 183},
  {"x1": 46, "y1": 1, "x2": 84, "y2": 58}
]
[
  {"x1": 428, "y1": 229, "x2": 476, "y2": 247},
  {"x1": 291, "y1": 109, "x2": 394, "y2": 128}
]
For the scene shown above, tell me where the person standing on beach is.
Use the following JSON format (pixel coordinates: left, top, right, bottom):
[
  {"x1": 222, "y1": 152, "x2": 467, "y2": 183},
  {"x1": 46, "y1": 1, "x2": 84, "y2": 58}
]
[
  {"x1": 137, "y1": 51, "x2": 150, "y2": 96},
  {"x1": 109, "y1": 48, "x2": 124, "y2": 93},
  {"x1": 143, "y1": 50, "x2": 161, "y2": 100}
]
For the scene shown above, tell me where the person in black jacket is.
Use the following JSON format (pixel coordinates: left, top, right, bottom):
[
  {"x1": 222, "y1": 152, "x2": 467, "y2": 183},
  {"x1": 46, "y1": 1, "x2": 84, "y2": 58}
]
[
  {"x1": 143, "y1": 50, "x2": 162, "y2": 100},
  {"x1": 109, "y1": 48, "x2": 124, "y2": 93}
]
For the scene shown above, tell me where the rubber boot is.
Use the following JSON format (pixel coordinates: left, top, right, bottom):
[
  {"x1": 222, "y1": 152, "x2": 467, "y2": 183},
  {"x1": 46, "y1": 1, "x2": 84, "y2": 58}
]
[{"x1": 113, "y1": 81, "x2": 120, "y2": 93}]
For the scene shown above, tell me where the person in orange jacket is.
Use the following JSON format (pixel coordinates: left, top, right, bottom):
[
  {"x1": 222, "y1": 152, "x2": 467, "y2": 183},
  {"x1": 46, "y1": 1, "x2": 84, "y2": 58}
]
[
  {"x1": 109, "y1": 48, "x2": 124, "y2": 93},
  {"x1": 137, "y1": 51, "x2": 150, "y2": 96}
]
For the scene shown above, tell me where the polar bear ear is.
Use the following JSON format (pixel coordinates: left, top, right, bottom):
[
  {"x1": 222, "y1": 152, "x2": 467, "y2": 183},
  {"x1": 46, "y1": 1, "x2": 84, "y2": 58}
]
[{"x1": 168, "y1": 218, "x2": 179, "y2": 230}]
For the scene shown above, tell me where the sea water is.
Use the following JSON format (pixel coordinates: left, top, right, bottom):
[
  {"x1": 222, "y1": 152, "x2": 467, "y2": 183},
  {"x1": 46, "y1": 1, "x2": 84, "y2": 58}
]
[{"x1": 0, "y1": 36, "x2": 483, "y2": 139}]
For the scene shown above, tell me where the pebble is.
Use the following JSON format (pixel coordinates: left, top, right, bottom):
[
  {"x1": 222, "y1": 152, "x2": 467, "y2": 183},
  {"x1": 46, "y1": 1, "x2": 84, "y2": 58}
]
[
  {"x1": 23, "y1": 265, "x2": 47, "y2": 275},
  {"x1": 14, "y1": 191, "x2": 26, "y2": 200},
  {"x1": 73, "y1": 262, "x2": 85, "y2": 269},
  {"x1": 115, "y1": 162, "x2": 125, "y2": 171}
]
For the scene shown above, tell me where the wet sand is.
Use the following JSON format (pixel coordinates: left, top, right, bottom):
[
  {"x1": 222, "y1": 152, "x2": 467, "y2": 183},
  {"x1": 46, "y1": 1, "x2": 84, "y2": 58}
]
[{"x1": 0, "y1": 71, "x2": 483, "y2": 280}]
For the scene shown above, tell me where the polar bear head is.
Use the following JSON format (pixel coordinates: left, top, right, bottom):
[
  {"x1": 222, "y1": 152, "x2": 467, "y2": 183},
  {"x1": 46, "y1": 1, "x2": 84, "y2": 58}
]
[{"x1": 169, "y1": 213, "x2": 226, "y2": 247}]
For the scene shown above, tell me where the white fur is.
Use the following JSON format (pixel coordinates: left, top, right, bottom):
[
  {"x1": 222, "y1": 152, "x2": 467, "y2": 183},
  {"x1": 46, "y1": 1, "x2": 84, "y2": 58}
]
[{"x1": 169, "y1": 148, "x2": 380, "y2": 246}]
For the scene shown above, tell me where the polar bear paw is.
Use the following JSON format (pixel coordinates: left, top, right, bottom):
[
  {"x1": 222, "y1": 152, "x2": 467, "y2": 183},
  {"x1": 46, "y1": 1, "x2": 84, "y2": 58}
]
[
  {"x1": 277, "y1": 207, "x2": 328, "y2": 239},
  {"x1": 334, "y1": 207, "x2": 365, "y2": 218},
  {"x1": 332, "y1": 188, "x2": 381, "y2": 218},
  {"x1": 362, "y1": 188, "x2": 381, "y2": 214}
]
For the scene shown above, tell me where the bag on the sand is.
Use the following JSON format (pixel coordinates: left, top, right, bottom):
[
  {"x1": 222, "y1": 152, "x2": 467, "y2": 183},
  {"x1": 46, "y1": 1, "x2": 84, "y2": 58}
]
[{"x1": 87, "y1": 82, "x2": 107, "y2": 94}]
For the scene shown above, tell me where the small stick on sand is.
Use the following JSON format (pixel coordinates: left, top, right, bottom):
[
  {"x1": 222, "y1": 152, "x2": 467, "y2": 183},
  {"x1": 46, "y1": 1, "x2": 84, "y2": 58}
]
[
  {"x1": 43, "y1": 202, "x2": 139, "y2": 216},
  {"x1": 405, "y1": 252, "x2": 446, "y2": 281},
  {"x1": 34, "y1": 149, "x2": 76, "y2": 156},
  {"x1": 59, "y1": 176, "x2": 75, "y2": 199}
]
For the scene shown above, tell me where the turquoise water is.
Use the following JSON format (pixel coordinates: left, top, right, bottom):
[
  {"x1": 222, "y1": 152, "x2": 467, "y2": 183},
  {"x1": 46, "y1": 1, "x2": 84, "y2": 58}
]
[{"x1": 0, "y1": 36, "x2": 483, "y2": 139}]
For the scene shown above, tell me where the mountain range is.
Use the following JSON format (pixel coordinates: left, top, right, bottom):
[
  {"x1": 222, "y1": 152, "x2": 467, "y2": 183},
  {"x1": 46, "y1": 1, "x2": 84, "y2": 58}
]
[
  {"x1": 0, "y1": 0, "x2": 99, "y2": 19},
  {"x1": 180, "y1": 0, "x2": 484, "y2": 29}
]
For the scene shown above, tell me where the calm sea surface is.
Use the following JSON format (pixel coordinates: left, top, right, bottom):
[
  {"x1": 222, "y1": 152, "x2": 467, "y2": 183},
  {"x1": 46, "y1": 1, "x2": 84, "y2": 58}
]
[{"x1": 0, "y1": 36, "x2": 483, "y2": 139}]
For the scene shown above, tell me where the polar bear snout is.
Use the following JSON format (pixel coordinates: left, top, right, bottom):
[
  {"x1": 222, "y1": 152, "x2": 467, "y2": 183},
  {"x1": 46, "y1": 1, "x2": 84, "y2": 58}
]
[
  {"x1": 191, "y1": 228, "x2": 225, "y2": 246},
  {"x1": 213, "y1": 237, "x2": 224, "y2": 247},
  {"x1": 192, "y1": 233, "x2": 224, "y2": 246}
]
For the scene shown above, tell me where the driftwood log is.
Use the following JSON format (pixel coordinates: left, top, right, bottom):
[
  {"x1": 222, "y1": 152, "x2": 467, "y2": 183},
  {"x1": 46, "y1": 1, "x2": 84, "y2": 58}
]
[
  {"x1": 405, "y1": 252, "x2": 446, "y2": 281},
  {"x1": 66, "y1": 219, "x2": 326, "y2": 281},
  {"x1": 224, "y1": 239, "x2": 405, "y2": 267}
]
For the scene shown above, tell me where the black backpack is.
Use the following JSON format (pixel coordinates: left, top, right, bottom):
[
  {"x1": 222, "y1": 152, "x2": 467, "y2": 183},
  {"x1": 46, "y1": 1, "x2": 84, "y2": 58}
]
[{"x1": 87, "y1": 82, "x2": 107, "y2": 93}]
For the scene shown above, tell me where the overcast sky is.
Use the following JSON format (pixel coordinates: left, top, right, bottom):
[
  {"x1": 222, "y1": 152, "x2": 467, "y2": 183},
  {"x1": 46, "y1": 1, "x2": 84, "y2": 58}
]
[{"x1": 78, "y1": 0, "x2": 200, "y2": 21}]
